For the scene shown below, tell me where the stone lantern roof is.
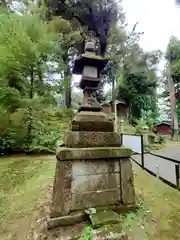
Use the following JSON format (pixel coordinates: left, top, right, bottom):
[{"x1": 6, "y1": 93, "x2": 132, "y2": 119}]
[{"x1": 72, "y1": 41, "x2": 109, "y2": 77}]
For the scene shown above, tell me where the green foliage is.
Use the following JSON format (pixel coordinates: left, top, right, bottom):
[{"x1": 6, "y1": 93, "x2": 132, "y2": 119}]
[
  {"x1": 164, "y1": 36, "x2": 180, "y2": 134},
  {"x1": 116, "y1": 49, "x2": 160, "y2": 120},
  {"x1": 0, "y1": 3, "x2": 162, "y2": 154},
  {"x1": 134, "y1": 110, "x2": 159, "y2": 136},
  {"x1": 0, "y1": 106, "x2": 71, "y2": 154},
  {"x1": 134, "y1": 119, "x2": 146, "y2": 135},
  {"x1": 166, "y1": 36, "x2": 180, "y2": 88},
  {"x1": 177, "y1": 100, "x2": 180, "y2": 123},
  {"x1": 121, "y1": 201, "x2": 151, "y2": 231},
  {"x1": 0, "y1": 10, "x2": 59, "y2": 79},
  {"x1": 79, "y1": 225, "x2": 93, "y2": 240},
  {"x1": 0, "y1": 7, "x2": 72, "y2": 154}
]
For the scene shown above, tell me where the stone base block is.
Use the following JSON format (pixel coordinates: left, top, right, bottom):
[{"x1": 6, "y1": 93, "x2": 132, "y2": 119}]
[
  {"x1": 56, "y1": 147, "x2": 132, "y2": 161},
  {"x1": 64, "y1": 131, "x2": 121, "y2": 148},
  {"x1": 71, "y1": 111, "x2": 114, "y2": 132},
  {"x1": 50, "y1": 147, "x2": 135, "y2": 219},
  {"x1": 88, "y1": 209, "x2": 121, "y2": 229},
  {"x1": 78, "y1": 104, "x2": 102, "y2": 112},
  {"x1": 48, "y1": 205, "x2": 136, "y2": 229},
  {"x1": 47, "y1": 212, "x2": 85, "y2": 229}
]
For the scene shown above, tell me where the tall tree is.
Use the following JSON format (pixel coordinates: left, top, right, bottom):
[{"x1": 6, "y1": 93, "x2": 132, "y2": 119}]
[
  {"x1": 47, "y1": 0, "x2": 124, "y2": 55},
  {"x1": 115, "y1": 44, "x2": 161, "y2": 121},
  {"x1": 48, "y1": 16, "x2": 83, "y2": 108},
  {"x1": 0, "y1": 8, "x2": 60, "y2": 140},
  {"x1": 165, "y1": 36, "x2": 180, "y2": 138}
]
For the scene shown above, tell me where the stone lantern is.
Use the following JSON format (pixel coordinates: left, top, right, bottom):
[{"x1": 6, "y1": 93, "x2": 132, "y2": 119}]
[
  {"x1": 49, "y1": 40, "x2": 135, "y2": 229},
  {"x1": 70, "y1": 40, "x2": 114, "y2": 132},
  {"x1": 73, "y1": 41, "x2": 108, "y2": 112}
]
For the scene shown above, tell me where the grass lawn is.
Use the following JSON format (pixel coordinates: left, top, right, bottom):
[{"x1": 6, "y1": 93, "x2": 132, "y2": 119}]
[
  {"x1": 127, "y1": 163, "x2": 180, "y2": 240},
  {"x1": 1, "y1": 156, "x2": 180, "y2": 240},
  {"x1": 0, "y1": 155, "x2": 56, "y2": 240}
]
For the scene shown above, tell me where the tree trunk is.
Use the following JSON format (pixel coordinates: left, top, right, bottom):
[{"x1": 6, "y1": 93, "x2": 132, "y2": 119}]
[
  {"x1": 64, "y1": 73, "x2": 71, "y2": 108},
  {"x1": 111, "y1": 71, "x2": 115, "y2": 103},
  {"x1": 167, "y1": 64, "x2": 179, "y2": 139},
  {"x1": 0, "y1": 0, "x2": 7, "y2": 8},
  {"x1": 27, "y1": 69, "x2": 34, "y2": 144},
  {"x1": 63, "y1": 53, "x2": 71, "y2": 108}
]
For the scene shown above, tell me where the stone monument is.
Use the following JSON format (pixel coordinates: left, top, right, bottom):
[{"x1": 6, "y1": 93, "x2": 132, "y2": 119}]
[{"x1": 49, "y1": 40, "x2": 135, "y2": 228}]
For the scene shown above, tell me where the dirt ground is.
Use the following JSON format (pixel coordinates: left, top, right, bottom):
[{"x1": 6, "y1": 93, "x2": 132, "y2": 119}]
[{"x1": 1, "y1": 155, "x2": 180, "y2": 240}]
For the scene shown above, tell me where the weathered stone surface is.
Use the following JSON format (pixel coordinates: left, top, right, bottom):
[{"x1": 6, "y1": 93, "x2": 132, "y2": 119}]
[
  {"x1": 78, "y1": 105, "x2": 102, "y2": 112},
  {"x1": 71, "y1": 189, "x2": 121, "y2": 210},
  {"x1": 71, "y1": 160, "x2": 121, "y2": 210},
  {"x1": 92, "y1": 225, "x2": 128, "y2": 240},
  {"x1": 72, "y1": 120, "x2": 114, "y2": 132},
  {"x1": 50, "y1": 161, "x2": 72, "y2": 218},
  {"x1": 72, "y1": 160, "x2": 120, "y2": 176},
  {"x1": 71, "y1": 111, "x2": 114, "y2": 132},
  {"x1": 71, "y1": 173, "x2": 120, "y2": 193},
  {"x1": 64, "y1": 131, "x2": 121, "y2": 148},
  {"x1": 48, "y1": 212, "x2": 85, "y2": 229},
  {"x1": 74, "y1": 111, "x2": 107, "y2": 122},
  {"x1": 120, "y1": 159, "x2": 135, "y2": 206},
  {"x1": 88, "y1": 210, "x2": 121, "y2": 228},
  {"x1": 92, "y1": 204, "x2": 137, "y2": 214},
  {"x1": 56, "y1": 147, "x2": 132, "y2": 161}
]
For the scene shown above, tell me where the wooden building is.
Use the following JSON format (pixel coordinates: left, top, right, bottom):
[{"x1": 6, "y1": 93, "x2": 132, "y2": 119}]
[
  {"x1": 101, "y1": 100, "x2": 129, "y2": 121},
  {"x1": 153, "y1": 122, "x2": 172, "y2": 136}
]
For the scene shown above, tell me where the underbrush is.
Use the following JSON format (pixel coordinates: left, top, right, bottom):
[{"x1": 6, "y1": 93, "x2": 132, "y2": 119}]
[{"x1": 0, "y1": 107, "x2": 73, "y2": 155}]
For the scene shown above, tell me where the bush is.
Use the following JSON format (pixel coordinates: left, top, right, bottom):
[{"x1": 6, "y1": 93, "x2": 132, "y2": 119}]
[
  {"x1": 148, "y1": 133, "x2": 156, "y2": 144},
  {"x1": 159, "y1": 135, "x2": 166, "y2": 144},
  {"x1": 149, "y1": 143, "x2": 164, "y2": 151},
  {"x1": 0, "y1": 107, "x2": 72, "y2": 155},
  {"x1": 54, "y1": 108, "x2": 74, "y2": 119}
]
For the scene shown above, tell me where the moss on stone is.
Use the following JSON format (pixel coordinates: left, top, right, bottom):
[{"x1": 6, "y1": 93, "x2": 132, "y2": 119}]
[
  {"x1": 92, "y1": 223, "x2": 128, "y2": 240},
  {"x1": 57, "y1": 147, "x2": 132, "y2": 161},
  {"x1": 64, "y1": 131, "x2": 121, "y2": 148},
  {"x1": 99, "y1": 223, "x2": 122, "y2": 233},
  {"x1": 88, "y1": 210, "x2": 121, "y2": 229}
]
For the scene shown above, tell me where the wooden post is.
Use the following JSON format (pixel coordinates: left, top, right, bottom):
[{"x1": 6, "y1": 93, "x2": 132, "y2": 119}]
[
  {"x1": 114, "y1": 101, "x2": 118, "y2": 132},
  {"x1": 156, "y1": 165, "x2": 160, "y2": 179},
  {"x1": 175, "y1": 164, "x2": 180, "y2": 189},
  {"x1": 120, "y1": 133, "x2": 123, "y2": 146},
  {"x1": 141, "y1": 135, "x2": 144, "y2": 169}
]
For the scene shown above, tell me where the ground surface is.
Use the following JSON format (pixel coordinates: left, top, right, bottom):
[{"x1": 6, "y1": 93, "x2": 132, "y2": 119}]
[
  {"x1": 0, "y1": 155, "x2": 56, "y2": 240},
  {"x1": 1, "y1": 154, "x2": 180, "y2": 239},
  {"x1": 133, "y1": 153, "x2": 178, "y2": 186},
  {"x1": 128, "y1": 162, "x2": 180, "y2": 240},
  {"x1": 133, "y1": 142, "x2": 180, "y2": 186},
  {"x1": 151, "y1": 142, "x2": 180, "y2": 161}
]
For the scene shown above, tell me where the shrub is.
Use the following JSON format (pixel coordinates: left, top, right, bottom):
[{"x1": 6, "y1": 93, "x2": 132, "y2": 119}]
[
  {"x1": 148, "y1": 133, "x2": 156, "y2": 144},
  {"x1": 0, "y1": 107, "x2": 71, "y2": 155}
]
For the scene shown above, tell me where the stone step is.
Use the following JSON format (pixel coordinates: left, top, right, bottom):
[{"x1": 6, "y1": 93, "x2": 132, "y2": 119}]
[
  {"x1": 86, "y1": 209, "x2": 128, "y2": 239},
  {"x1": 87, "y1": 209, "x2": 121, "y2": 229},
  {"x1": 92, "y1": 226, "x2": 128, "y2": 240}
]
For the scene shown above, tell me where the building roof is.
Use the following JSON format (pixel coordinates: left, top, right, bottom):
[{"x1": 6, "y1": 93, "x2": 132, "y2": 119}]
[
  {"x1": 101, "y1": 100, "x2": 128, "y2": 106},
  {"x1": 154, "y1": 121, "x2": 171, "y2": 127}
]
